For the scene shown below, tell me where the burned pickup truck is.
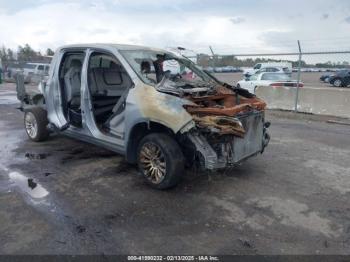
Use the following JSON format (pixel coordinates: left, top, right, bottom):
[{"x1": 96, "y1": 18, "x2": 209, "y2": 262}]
[{"x1": 16, "y1": 44, "x2": 270, "y2": 189}]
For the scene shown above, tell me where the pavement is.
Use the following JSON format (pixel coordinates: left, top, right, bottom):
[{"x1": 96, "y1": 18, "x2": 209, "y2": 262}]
[{"x1": 0, "y1": 83, "x2": 350, "y2": 255}]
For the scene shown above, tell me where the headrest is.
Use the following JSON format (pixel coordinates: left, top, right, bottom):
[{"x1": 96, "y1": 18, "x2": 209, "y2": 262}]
[
  {"x1": 70, "y1": 59, "x2": 82, "y2": 68},
  {"x1": 109, "y1": 62, "x2": 120, "y2": 70}
]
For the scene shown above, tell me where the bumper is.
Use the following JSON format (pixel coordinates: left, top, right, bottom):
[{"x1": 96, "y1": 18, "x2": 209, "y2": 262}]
[{"x1": 187, "y1": 111, "x2": 270, "y2": 170}]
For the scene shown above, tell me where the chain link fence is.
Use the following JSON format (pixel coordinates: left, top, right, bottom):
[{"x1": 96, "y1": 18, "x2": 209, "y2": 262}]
[{"x1": 191, "y1": 47, "x2": 350, "y2": 111}]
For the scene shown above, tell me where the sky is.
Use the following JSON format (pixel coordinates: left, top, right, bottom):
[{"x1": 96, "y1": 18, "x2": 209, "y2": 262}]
[{"x1": 0, "y1": 0, "x2": 350, "y2": 61}]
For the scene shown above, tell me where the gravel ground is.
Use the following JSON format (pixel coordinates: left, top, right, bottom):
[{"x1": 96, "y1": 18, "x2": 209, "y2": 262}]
[{"x1": 0, "y1": 83, "x2": 349, "y2": 255}]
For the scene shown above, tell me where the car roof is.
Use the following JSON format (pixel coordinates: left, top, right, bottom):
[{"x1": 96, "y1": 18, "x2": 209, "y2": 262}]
[{"x1": 58, "y1": 43, "x2": 168, "y2": 53}]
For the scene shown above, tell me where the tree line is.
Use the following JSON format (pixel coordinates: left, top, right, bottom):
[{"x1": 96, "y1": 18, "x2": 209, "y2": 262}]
[
  {"x1": 0, "y1": 44, "x2": 54, "y2": 64},
  {"x1": 196, "y1": 54, "x2": 350, "y2": 69},
  {"x1": 1, "y1": 44, "x2": 349, "y2": 69}
]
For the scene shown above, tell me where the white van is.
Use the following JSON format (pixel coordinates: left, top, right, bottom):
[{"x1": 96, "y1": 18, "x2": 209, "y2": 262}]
[
  {"x1": 243, "y1": 62, "x2": 292, "y2": 76},
  {"x1": 23, "y1": 63, "x2": 50, "y2": 76},
  {"x1": 22, "y1": 63, "x2": 50, "y2": 83}
]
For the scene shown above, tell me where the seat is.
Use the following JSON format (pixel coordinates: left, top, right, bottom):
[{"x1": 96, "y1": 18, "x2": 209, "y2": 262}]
[
  {"x1": 64, "y1": 59, "x2": 82, "y2": 126},
  {"x1": 64, "y1": 59, "x2": 82, "y2": 107},
  {"x1": 88, "y1": 62, "x2": 132, "y2": 123}
]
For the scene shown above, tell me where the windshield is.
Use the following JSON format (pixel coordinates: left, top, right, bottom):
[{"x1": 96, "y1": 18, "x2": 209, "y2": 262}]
[
  {"x1": 120, "y1": 50, "x2": 213, "y2": 86},
  {"x1": 23, "y1": 64, "x2": 36, "y2": 69},
  {"x1": 261, "y1": 73, "x2": 291, "y2": 81}
]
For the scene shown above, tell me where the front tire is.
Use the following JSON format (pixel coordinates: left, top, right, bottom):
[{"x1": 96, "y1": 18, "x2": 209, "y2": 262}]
[
  {"x1": 137, "y1": 133, "x2": 185, "y2": 189},
  {"x1": 24, "y1": 107, "x2": 49, "y2": 142},
  {"x1": 333, "y1": 79, "x2": 343, "y2": 87}
]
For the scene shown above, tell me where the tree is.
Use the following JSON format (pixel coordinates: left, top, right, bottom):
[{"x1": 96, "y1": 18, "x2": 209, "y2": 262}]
[
  {"x1": 46, "y1": 48, "x2": 54, "y2": 56},
  {"x1": 0, "y1": 46, "x2": 7, "y2": 61},
  {"x1": 17, "y1": 44, "x2": 39, "y2": 61},
  {"x1": 7, "y1": 48, "x2": 14, "y2": 60}
]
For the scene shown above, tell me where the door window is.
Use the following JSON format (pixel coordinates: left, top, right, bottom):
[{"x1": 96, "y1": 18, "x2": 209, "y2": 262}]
[{"x1": 254, "y1": 64, "x2": 261, "y2": 70}]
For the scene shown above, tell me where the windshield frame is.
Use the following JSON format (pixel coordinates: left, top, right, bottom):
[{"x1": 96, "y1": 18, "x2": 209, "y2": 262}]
[{"x1": 120, "y1": 49, "x2": 216, "y2": 86}]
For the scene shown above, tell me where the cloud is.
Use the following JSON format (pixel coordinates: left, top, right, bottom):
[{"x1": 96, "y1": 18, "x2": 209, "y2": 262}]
[
  {"x1": 229, "y1": 16, "x2": 245, "y2": 24},
  {"x1": 0, "y1": 0, "x2": 349, "y2": 56}
]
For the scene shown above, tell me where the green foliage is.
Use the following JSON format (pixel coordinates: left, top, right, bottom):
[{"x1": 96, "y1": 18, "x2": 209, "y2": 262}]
[
  {"x1": 17, "y1": 44, "x2": 40, "y2": 61},
  {"x1": 46, "y1": 48, "x2": 54, "y2": 56}
]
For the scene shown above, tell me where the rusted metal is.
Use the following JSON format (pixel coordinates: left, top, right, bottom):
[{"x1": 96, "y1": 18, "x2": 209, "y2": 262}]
[
  {"x1": 183, "y1": 85, "x2": 266, "y2": 136},
  {"x1": 186, "y1": 86, "x2": 265, "y2": 114},
  {"x1": 192, "y1": 115, "x2": 245, "y2": 137}
]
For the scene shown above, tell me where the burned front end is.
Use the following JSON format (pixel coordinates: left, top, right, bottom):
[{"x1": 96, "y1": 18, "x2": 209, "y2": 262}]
[{"x1": 157, "y1": 79, "x2": 270, "y2": 170}]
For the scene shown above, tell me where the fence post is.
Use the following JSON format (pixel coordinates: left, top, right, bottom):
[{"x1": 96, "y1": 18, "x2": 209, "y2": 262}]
[
  {"x1": 294, "y1": 40, "x2": 302, "y2": 112},
  {"x1": 209, "y1": 46, "x2": 215, "y2": 69}
]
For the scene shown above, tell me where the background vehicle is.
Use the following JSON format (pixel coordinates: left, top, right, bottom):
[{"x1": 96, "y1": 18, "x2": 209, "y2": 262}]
[
  {"x1": 237, "y1": 72, "x2": 303, "y2": 94},
  {"x1": 243, "y1": 62, "x2": 292, "y2": 76},
  {"x1": 253, "y1": 66, "x2": 292, "y2": 76},
  {"x1": 22, "y1": 63, "x2": 50, "y2": 82},
  {"x1": 328, "y1": 70, "x2": 350, "y2": 87},
  {"x1": 16, "y1": 44, "x2": 269, "y2": 189},
  {"x1": 320, "y1": 74, "x2": 333, "y2": 83}
]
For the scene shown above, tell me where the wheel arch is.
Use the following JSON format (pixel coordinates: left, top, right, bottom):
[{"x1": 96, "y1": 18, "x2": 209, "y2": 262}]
[{"x1": 126, "y1": 120, "x2": 176, "y2": 163}]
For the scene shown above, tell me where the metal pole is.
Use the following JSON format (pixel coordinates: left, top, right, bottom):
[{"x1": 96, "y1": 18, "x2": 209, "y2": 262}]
[
  {"x1": 209, "y1": 46, "x2": 215, "y2": 69},
  {"x1": 294, "y1": 40, "x2": 302, "y2": 112}
]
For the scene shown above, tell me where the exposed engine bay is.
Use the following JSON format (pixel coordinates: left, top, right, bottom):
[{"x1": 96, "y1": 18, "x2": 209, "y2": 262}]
[
  {"x1": 155, "y1": 78, "x2": 269, "y2": 170},
  {"x1": 156, "y1": 78, "x2": 267, "y2": 138}
]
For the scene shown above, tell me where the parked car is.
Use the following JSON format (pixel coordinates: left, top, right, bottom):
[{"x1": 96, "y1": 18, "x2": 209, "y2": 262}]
[
  {"x1": 320, "y1": 74, "x2": 333, "y2": 83},
  {"x1": 328, "y1": 70, "x2": 350, "y2": 87},
  {"x1": 250, "y1": 67, "x2": 292, "y2": 77},
  {"x1": 236, "y1": 72, "x2": 303, "y2": 94},
  {"x1": 214, "y1": 67, "x2": 223, "y2": 73},
  {"x1": 221, "y1": 66, "x2": 234, "y2": 72},
  {"x1": 204, "y1": 66, "x2": 214, "y2": 73},
  {"x1": 16, "y1": 44, "x2": 270, "y2": 189},
  {"x1": 243, "y1": 62, "x2": 292, "y2": 76}
]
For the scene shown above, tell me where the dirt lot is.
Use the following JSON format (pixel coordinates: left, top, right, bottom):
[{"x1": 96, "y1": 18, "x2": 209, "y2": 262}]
[
  {"x1": 214, "y1": 72, "x2": 334, "y2": 88},
  {"x1": 0, "y1": 83, "x2": 350, "y2": 255}
]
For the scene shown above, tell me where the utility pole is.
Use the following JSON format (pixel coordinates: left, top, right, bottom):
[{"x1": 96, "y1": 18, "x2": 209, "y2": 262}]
[{"x1": 294, "y1": 40, "x2": 302, "y2": 112}]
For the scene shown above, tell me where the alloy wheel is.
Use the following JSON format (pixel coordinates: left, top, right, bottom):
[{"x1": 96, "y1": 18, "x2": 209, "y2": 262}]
[
  {"x1": 334, "y1": 79, "x2": 342, "y2": 87},
  {"x1": 139, "y1": 142, "x2": 166, "y2": 184},
  {"x1": 25, "y1": 112, "x2": 38, "y2": 139}
]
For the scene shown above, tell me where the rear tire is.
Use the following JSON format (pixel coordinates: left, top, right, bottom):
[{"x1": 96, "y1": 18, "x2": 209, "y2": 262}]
[
  {"x1": 137, "y1": 133, "x2": 185, "y2": 189},
  {"x1": 24, "y1": 107, "x2": 49, "y2": 142}
]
